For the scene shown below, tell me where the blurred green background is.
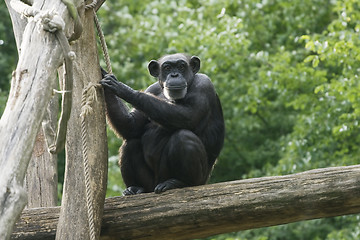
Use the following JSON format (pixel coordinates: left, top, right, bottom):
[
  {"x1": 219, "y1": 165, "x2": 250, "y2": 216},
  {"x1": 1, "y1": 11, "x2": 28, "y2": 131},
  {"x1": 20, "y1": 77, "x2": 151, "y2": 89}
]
[{"x1": 1, "y1": 0, "x2": 360, "y2": 239}]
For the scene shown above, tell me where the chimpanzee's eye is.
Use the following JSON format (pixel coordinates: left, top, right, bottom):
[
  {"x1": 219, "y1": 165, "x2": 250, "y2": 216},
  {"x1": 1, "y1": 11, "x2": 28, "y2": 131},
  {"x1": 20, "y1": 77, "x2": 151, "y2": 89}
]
[
  {"x1": 179, "y1": 62, "x2": 186, "y2": 71},
  {"x1": 163, "y1": 65, "x2": 171, "y2": 72}
]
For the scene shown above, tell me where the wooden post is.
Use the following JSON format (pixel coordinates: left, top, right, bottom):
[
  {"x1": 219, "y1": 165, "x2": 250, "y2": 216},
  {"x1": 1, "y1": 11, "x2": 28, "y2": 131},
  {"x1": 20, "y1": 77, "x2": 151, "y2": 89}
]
[
  {"x1": 11, "y1": 165, "x2": 360, "y2": 240},
  {"x1": 26, "y1": 128, "x2": 58, "y2": 208},
  {"x1": 26, "y1": 95, "x2": 59, "y2": 208},
  {"x1": 55, "y1": 6, "x2": 108, "y2": 240}
]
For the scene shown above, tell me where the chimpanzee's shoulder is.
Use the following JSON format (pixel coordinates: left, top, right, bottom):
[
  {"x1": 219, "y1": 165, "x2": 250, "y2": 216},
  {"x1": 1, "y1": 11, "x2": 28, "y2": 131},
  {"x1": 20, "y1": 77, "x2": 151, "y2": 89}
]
[
  {"x1": 193, "y1": 73, "x2": 215, "y2": 90},
  {"x1": 145, "y1": 82, "x2": 162, "y2": 95}
]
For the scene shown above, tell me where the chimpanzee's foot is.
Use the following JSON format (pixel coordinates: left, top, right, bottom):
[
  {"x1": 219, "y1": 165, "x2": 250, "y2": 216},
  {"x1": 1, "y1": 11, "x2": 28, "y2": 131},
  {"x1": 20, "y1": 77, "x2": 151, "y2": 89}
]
[
  {"x1": 123, "y1": 186, "x2": 145, "y2": 196},
  {"x1": 154, "y1": 178, "x2": 186, "y2": 194}
]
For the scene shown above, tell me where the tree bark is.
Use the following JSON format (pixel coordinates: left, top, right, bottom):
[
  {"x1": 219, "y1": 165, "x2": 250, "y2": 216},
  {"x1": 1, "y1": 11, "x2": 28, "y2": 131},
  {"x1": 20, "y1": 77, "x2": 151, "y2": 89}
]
[
  {"x1": 1, "y1": 0, "x2": 81, "y2": 239},
  {"x1": 11, "y1": 165, "x2": 360, "y2": 240},
  {"x1": 26, "y1": 96, "x2": 59, "y2": 208},
  {"x1": 55, "y1": 7, "x2": 108, "y2": 240},
  {"x1": 25, "y1": 127, "x2": 58, "y2": 208}
]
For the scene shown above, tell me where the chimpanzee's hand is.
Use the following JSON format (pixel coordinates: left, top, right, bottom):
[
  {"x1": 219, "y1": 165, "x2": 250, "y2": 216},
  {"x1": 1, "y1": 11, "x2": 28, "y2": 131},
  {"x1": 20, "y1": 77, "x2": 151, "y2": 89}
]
[
  {"x1": 100, "y1": 73, "x2": 136, "y2": 99},
  {"x1": 100, "y1": 67, "x2": 108, "y2": 79}
]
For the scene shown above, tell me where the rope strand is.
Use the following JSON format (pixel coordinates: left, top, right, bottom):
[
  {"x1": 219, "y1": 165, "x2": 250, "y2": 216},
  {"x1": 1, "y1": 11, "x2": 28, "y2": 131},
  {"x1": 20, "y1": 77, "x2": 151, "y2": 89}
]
[
  {"x1": 85, "y1": 0, "x2": 112, "y2": 73},
  {"x1": 93, "y1": 11, "x2": 113, "y2": 74},
  {"x1": 80, "y1": 83, "x2": 100, "y2": 240},
  {"x1": 85, "y1": 0, "x2": 98, "y2": 10}
]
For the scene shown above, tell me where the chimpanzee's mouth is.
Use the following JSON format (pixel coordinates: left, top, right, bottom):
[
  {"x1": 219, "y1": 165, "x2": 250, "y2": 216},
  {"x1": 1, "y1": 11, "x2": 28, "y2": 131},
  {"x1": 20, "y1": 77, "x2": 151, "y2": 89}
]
[
  {"x1": 165, "y1": 85, "x2": 187, "y2": 90},
  {"x1": 164, "y1": 86, "x2": 187, "y2": 100}
]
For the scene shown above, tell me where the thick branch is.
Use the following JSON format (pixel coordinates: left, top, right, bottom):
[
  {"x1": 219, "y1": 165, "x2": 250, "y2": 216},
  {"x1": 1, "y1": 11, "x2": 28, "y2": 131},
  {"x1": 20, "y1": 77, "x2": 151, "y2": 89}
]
[
  {"x1": 55, "y1": 7, "x2": 108, "y2": 240},
  {"x1": 11, "y1": 165, "x2": 360, "y2": 240}
]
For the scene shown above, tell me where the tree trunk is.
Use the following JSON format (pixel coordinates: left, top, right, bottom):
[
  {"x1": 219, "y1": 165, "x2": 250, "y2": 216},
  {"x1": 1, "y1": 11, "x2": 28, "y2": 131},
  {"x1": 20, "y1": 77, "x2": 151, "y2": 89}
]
[
  {"x1": 0, "y1": 0, "x2": 81, "y2": 239},
  {"x1": 25, "y1": 128, "x2": 58, "y2": 208},
  {"x1": 26, "y1": 96, "x2": 59, "y2": 208},
  {"x1": 11, "y1": 165, "x2": 360, "y2": 240},
  {"x1": 55, "y1": 7, "x2": 108, "y2": 240}
]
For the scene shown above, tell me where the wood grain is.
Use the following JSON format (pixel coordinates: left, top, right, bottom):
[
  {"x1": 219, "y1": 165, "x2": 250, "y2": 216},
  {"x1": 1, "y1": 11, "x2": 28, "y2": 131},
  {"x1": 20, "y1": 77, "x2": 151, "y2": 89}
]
[{"x1": 12, "y1": 165, "x2": 360, "y2": 240}]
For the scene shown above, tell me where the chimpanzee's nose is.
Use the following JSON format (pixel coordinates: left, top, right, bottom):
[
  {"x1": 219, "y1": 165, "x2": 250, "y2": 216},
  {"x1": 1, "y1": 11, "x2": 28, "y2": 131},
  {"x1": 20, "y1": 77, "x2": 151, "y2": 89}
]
[{"x1": 171, "y1": 73, "x2": 179, "y2": 77}]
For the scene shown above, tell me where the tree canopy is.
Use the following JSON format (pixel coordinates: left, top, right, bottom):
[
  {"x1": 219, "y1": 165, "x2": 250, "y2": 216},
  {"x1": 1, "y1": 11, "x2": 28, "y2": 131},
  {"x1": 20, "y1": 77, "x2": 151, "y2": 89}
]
[{"x1": 1, "y1": 0, "x2": 360, "y2": 239}]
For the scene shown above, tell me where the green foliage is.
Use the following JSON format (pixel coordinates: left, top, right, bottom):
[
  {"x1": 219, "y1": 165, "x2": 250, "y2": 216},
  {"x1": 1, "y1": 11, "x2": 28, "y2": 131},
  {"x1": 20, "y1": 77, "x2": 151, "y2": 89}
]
[
  {"x1": 274, "y1": 0, "x2": 360, "y2": 174},
  {"x1": 0, "y1": 2, "x2": 16, "y2": 116},
  {"x1": 106, "y1": 129, "x2": 125, "y2": 197},
  {"x1": 206, "y1": 216, "x2": 360, "y2": 240},
  {"x1": 97, "y1": 0, "x2": 360, "y2": 238},
  {"x1": 0, "y1": 90, "x2": 8, "y2": 116},
  {"x1": 0, "y1": 2, "x2": 16, "y2": 91}
]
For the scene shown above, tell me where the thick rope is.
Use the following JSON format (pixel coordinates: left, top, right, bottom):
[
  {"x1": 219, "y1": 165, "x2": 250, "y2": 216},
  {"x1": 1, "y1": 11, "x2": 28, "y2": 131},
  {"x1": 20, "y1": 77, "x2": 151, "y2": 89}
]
[
  {"x1": 80, "y1": 83, "x2": 101, "y2": 118},
  {"x1": 85, "y1": 0, "x2": 98, "y2": 10},
  {"x1": 93, "y1": 11, "x2": 113, "y2": 74},
  {"x1": 10, "y1": 0, "x2": 39, "y2": 18},
  {"x1": 80, "y1": 83, "x2": 101, "y2": 240},
  {"x1": 85, "y1": 0, "x2": 112, "y2": 74}
]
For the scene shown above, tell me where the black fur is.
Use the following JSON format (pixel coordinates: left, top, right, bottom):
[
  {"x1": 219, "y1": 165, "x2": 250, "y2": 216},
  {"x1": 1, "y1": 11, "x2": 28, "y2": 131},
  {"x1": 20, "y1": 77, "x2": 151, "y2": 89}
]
[{"x1": 100, "y1": 53, "x2": 225, "y2": 195}]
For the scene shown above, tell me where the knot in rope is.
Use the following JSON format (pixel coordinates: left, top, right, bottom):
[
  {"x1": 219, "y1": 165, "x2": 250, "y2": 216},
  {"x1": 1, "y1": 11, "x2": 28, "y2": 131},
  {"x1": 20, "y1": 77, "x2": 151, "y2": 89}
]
[
  {"x1": 23, "y1": 7, "x2": 39, "y2": 18},
  {"x1": 34, "y1": 10, "x2": 65, "y2": 33},
  {"x1": 85, "y1": 0, "x2": 98, "y2": 10},
  {"x1": 80, "y1": 83, "x2": 101, "y2": 119},
  {"x1": 67, "y1": 51, "x2": 76, "y2": 60}
]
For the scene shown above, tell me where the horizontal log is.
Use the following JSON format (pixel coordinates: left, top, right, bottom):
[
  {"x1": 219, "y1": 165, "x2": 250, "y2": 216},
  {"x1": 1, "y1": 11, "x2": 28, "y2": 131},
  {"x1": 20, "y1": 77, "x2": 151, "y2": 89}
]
[{"x1": 11, "y1": 165, "x2": 360, "y2": 240}]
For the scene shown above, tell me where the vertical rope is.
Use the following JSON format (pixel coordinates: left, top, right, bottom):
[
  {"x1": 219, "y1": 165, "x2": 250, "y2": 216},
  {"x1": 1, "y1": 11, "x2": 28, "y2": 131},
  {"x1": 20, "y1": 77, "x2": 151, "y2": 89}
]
[
  {"x1": 93, "y1": 10, "x2": 113, "y2": 74},
  {"x1": 80, "y1": 83, "x2": 100, "y2": 240}
]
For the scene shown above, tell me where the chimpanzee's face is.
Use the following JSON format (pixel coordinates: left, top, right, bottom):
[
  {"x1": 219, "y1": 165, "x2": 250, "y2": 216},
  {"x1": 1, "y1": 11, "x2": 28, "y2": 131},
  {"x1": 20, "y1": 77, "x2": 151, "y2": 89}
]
[
  {"x1": 160, "y1": 57, "x2": 190, "y2": 100},
  {"x1": 148, "y1": 54, "x2": 200, "y2": 101}
]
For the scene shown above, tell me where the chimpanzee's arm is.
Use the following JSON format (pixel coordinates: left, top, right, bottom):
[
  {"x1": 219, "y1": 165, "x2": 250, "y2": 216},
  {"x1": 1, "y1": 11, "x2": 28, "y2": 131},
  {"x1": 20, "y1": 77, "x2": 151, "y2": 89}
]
[
  {"x1": 103, "y1": 87, "x2": 148, "y2": 139},
  {"x1": 100, "y1": 74, "x2": 213, "y2": 130}
]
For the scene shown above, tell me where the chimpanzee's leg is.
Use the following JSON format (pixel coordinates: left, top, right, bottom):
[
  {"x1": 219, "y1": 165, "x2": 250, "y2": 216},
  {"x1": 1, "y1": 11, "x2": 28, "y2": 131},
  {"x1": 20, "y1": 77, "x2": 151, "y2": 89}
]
[
  {"x1": 119, "y1": 139, "x2": 155, "y2": 195},
  {"x1": 155, "y1": 130, "x2": 208, "y2": 193}
]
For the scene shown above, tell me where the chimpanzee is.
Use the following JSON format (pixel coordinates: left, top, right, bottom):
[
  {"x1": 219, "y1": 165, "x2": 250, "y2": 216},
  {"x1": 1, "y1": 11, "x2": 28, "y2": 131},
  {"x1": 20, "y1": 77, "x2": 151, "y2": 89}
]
[{"x1": 100, "y1": 53, "x2": 225, "y2": 195}]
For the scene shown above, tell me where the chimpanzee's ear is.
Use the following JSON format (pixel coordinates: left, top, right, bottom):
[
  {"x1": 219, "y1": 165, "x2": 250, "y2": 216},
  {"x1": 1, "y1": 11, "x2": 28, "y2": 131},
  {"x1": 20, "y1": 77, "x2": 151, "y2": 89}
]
[
  {"x1": 190, "y1": 56, "x2": 200, "y2": 74},
  {"x1": 148, "y1": 60, "x2": 160, "y2": 78}
]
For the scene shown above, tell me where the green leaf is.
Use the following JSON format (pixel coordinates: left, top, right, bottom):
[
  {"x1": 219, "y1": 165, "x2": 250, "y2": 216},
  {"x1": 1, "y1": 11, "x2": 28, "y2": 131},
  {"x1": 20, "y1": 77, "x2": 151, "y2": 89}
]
[
  {"x1": 304, "y1": 55, "x2": 315, "y2": 63},
  {"x1": 305, "y1": 41, "x2": 315, "y2": 51},
  {"x1": 312, "y1": 55, "x2": 320, "y2": 67},
  {"x1": 300, "y1": 35, "x2": 310, "y2": 41},
  {"x1": 314, "y1": 85, "x2": 325, "y2": 94}
]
